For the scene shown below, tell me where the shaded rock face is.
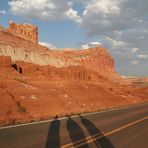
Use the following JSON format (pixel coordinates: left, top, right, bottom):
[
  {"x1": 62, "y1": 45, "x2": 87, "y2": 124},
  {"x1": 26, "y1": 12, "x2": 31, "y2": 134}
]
[{"x1": 0, "y1": 56, "x2": 11, "y2": 66}]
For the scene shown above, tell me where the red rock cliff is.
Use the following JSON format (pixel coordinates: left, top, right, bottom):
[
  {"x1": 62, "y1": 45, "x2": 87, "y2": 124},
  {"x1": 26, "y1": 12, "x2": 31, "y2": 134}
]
[
  {"x1": 0, "y1": 22, "x2": 116, "y2": 77},
  {"x1": 9, "y1": 21, "x2": 38, "y2": 44},
  {"x1": 60, "y1": 47, "x2": 115, "y2": 74},
  {"x1": 0, "y1": 55, "x2": 11, "y2": 66}
]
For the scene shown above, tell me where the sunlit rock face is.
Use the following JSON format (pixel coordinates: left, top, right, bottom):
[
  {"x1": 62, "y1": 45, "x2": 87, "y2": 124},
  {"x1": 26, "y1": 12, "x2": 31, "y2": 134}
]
[
  {"x1": 0, "y1": 55, "x2": 11, "y2": 66},
  {"x1": 9, "y1": 21, "x2": 38, "y2": 44},
  {"x1": 60, "y1": 47, "x2": 115, "y2": 74},
  {"x1": 0, "y1": 21, "x2": 116, "y2": 78}
]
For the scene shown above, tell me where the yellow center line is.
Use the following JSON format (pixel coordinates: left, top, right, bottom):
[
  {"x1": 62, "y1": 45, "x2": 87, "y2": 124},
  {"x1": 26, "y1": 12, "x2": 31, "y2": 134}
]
[{"x1": 61, "y1": 116, "x2": 148, "y2": 148}]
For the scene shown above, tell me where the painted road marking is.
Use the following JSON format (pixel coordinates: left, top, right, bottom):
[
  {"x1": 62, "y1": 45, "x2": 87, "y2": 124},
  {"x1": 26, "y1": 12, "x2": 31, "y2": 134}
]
[
  {"x1": 61, "y1": 116, "x2": 148, "y2": 148},
  {"x1": 0, "y1": 102, "x2": 147, "y2": 130}
]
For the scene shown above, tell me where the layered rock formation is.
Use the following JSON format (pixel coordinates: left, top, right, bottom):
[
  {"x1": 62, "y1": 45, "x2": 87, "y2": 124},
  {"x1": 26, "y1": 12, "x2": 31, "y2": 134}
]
[
  {"x1": 0, "y1": 22, "x2": 115, "y2": 78},
  {"x1": 9, "y1": 21, "x2": 38, "y2": 44},
  {"x1": 0, "y1": 55, "x2": 11, "y2": 66}
]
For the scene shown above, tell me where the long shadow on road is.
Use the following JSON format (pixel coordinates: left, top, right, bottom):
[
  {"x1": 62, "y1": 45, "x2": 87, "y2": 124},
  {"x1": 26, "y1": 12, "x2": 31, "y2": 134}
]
[
  {"x1": 45, "y1": 115, "x2": 114, "y2": 148},
  {"x1": 45, "y1": 117, "x2": 60, "y2": 148},
  {"x1": 80, "y1": 115, "x2": 114, "y2": 148},
  {"x1": 67, "y1": 117, "x2": 89, "y2": 148}
]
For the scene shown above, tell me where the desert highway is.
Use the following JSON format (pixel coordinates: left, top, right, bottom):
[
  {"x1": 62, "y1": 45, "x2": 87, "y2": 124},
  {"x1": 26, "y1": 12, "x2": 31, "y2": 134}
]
[{"x1": 0, "y1": 102, "x2": 148, "y2": 148}]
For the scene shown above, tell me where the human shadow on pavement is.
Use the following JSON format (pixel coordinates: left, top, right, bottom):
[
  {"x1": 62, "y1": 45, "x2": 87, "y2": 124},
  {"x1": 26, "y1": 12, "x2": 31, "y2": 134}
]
[
  {"x1": 79, "y1": 115, "x2": 114, "y2": 148},
  {"x1": 67, "y1": 117, "x2": 89, "y2": 148},
  {"x1": 45, "y1": 116, "x2": 60, "y2": 148}
]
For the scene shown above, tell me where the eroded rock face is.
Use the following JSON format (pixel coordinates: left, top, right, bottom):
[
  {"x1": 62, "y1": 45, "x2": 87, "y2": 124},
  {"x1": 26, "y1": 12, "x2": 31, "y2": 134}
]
[
  {"x1": 61, "y1": 47, "x2": 115, "y2": 74},
  {"x1": 0, "y1": 21, "x2": 116, "y2": 77},
  {"x1": 0, "y1": 45, "x2": 115, "y2": 76},
  {"x1": 9, "y1": 21, "x2": 38, "y2": 44},
  {"x1": 15, "y1": 61, "x2": 97, "y2": 81}
]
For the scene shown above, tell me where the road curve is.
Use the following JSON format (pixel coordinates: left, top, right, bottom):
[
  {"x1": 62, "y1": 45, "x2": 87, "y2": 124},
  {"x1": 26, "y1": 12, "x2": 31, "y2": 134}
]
[{"x1": 0, "y1": 102, "x2": 148, "y2": 148}]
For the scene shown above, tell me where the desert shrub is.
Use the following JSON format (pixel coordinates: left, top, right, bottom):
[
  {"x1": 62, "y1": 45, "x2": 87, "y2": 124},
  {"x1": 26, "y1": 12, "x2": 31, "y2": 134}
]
[
  {"x1": 18, "y1": 106, "x2": 26, "y2": 113},
  {"x1": 8, "y1": 118, "x2": 17, "y2": 125},
  {"x1": 17, "y1": 101, "x2": 27, "y2": 113}
]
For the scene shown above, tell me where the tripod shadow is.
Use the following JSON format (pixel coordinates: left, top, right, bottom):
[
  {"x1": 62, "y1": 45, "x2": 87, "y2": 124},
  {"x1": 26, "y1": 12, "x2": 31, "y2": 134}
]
[
  {"x1": 45, "y1": 116, "x2": 60, "y2": 148},
  {"x1": 67, "y1": 117, "x2": 89, "y2": 148},
  {"x1": 79, "y1": 115, "x2": 114, "y2": 148}
]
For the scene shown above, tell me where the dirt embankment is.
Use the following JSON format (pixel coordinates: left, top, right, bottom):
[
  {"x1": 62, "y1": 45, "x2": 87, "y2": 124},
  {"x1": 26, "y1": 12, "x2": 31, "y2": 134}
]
[
  {"x1": 0, "y1": 55, "x2": 147, "y2": 126},
  {"x1": 0, "y1": 70, "x2": 147, "y2": 126}
]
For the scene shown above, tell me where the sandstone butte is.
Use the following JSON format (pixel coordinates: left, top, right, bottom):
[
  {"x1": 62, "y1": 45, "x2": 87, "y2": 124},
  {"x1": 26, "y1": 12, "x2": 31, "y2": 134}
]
[{"x1": 0, "y1": 21, "x2": 147, "y2": 125}]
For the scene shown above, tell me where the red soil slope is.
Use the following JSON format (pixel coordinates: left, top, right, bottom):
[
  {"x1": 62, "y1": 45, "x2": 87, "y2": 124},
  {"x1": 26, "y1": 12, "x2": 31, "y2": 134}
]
[{"x1": 0, "y1": 56, "x2": 147, "y2": 125}]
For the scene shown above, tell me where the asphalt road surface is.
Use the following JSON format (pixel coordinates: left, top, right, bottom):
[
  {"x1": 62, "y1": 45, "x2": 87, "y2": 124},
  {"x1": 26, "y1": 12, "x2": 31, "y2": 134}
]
[{"x1": 0, "y1": 102, "x2": 148, "y2": 148}]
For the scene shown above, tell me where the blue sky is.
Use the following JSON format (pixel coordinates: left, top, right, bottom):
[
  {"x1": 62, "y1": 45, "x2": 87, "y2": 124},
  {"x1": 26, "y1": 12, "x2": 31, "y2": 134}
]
[{"x1": 0, "y1": 0, "x2": 148, "y2": 76}]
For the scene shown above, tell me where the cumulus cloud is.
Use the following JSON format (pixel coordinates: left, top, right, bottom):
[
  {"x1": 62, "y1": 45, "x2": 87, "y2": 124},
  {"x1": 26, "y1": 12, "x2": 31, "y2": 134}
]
[
  {"x1": 8, "y1": 0, "x2": 148, "y2": 34},
  {"x1": 81, "y1": 0, "x2": 121, "y2": 36},
  {"x1": 81, "y1": 41, "x2": 102, "y2": 49},
  {"x1": 137, "y1": 54, "x2": 148, "y2": 59},
  {"x1": 105, "y1": 37, "x2": 128, "y2": 48},
  {"x1": 131, "y1": 60, "x2": 139, "y2": 65},
  {"x1": 39, "y1": 41, "x2": 55, "y2": 49},
  {"x1": 131, "y1": 48, "x2": 139, "y2": 53},
  {"x1": 81, "y1": 0, "x2": 148, "y2": 36},
  {"x1": 83, "y1": 0, "x2": 120, "y2": 15},
  {"x1": 65, "y1": 8, "x2": 82, "y2": 24},
  {"x1": 0, "y1": 10, "x2": 6, "y2": 15},
  {"x1": 81, "y1": 44, "x2": 89, "y2": 49},
  {"x1": 90, "y1": 41, "x2": 102, "y2": 46},
  {"x1": 9, "y1": 0, "x2": 81, "y2": 23}
]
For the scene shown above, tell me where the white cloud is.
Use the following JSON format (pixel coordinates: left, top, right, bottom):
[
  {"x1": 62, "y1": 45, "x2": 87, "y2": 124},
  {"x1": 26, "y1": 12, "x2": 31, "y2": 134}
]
[
  {"x1": 137, "y1": 54, "x2": 148, "y2": 59},
  {"x1": 81, "y1": 0, "x2": 148, "y2": 38},
  {"x1": 81, "y1": 0, "x2": 122, "y2": 36},
  {"x1": 131, "y1": 48, "x2": 139, "y2": 53},
  {"x1": 9, "y1": 0, "x2": 81, "y2": 23},
  {"x1": 131, "y1": 60, "x2": 139, "y2": 65},
  {"x1": 0, "y1": 10, "x2": 6, "y2": 15},
  {"x1": 90, "y1": 41, "x2": 102, "y2": 46},
  {"x1": 105, "y1": 37, "x2": 128, "y2": 48},
  {"x1": 81, "y1": 41, "x2": 102, "y2": 49},
  {"x1": 81, "y1": 44, "x2": 89, "y2": 49},
  {"x1": 8, "y1": 0, "x2": 148, "y2": 33},
  {"x1": 83, "y1": 0, "x2": 120, "y2": 16},
  {"x1": 39, "y1": 41, "x2": 55, "y2": 49},
  {"x1": 65, "y1": 8, "x2": 82, "y2": 24},
  {"x1": 140, "y1": 36, "x2": 144, "y2": 39}
]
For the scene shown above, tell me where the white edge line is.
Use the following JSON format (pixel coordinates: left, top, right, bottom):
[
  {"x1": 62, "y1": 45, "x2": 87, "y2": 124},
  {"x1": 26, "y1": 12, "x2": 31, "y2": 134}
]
[{"x1": 0, "y1": 102, "x2": 147, "y2": 130}]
